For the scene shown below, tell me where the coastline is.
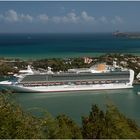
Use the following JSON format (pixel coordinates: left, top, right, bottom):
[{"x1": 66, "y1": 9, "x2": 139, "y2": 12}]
[
  {"x1": 0, "y1": 53, "x2": 140, "y2": 128},
  {"x1": 0, "y1": 52, "x2": 140, "y2": 60},
  {"x1": 0, "y1": 52, "x2": 106, "y2": 60}
]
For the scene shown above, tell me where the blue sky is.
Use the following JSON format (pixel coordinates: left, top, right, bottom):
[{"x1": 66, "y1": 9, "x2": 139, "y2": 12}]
[{"x1": 0, "y1": 1, "x2": 140, "y2": 33}]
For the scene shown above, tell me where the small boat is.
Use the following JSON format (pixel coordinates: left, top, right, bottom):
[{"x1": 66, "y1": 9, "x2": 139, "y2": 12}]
[{"x1": 137, "y1": 92, "x2": 140, "y2": 95}]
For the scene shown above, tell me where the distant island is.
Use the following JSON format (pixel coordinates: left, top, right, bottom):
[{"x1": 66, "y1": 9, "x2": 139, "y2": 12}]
[{"x1": 113, "y1": 31, "x2": 140, "y2": 39}]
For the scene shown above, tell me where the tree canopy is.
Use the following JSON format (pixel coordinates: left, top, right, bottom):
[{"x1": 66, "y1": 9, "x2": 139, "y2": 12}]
[{"x1": 0, "y1": 93, "x2": 140, "y2": 139}]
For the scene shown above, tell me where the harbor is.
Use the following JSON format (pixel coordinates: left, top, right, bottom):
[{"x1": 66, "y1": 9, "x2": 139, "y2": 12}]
[
  {"x1": 0, "y1": 58, "x2": 140, "y2": 126},
  {"x1": 0, "y1": 1, "x2": 140, "y2": 138},
  {"x1": 13, "y1": 85, "x2": 140, "y2": 126}
]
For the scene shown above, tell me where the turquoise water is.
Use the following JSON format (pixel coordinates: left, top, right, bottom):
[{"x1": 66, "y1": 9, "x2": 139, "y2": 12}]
[
  {"x1": 0, "y1": 33, "x2": 140, "y2": 59},
  {"x1": 13, "y1": 85, "x2": 140, "y2": 125},
  {"x1": 0, "y1": 33, "x2": 140, "y2": 125}
]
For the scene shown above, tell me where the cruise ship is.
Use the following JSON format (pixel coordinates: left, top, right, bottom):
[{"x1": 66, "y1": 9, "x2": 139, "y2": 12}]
[{"x1": 0, "y1": 62, "x2": 134, "y2": 93}]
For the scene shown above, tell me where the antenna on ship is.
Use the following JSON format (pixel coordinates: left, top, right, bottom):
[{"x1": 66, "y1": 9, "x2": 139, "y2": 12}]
[
  {"x1": 47, "y1": 67, "x2": 54, "y2": 74},
  {"x1": 27, "y1": 65, "x2": 34, "y2": 74},
  {"x1": 113, "y1": 61, "x2": 117, "y2": 68},
  {"x1": 27, "y1": 65, "x2": 32, "y2": 70}
]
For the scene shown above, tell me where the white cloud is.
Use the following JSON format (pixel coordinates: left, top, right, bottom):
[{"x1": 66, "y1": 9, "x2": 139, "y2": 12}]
[
  {"x1": 81, "y1": 11, "x2": 95, "y2": 22},
  {"x1": 67, "y1": 12, "x2": 79, "y2": 23},
  {"x1": 0, "y1": 9, "x2": 124, "y2": 27},
  {"x1": 99, "y1": 16, "x2": 108, "y2": 23},
  {"x1": 5, "y1": 9, "x2": 18, "y2": 22},
  {"x1": 51, "y1": 11, "x2": 95, "y2": 24},
  {"x1": 37, "y1": 14, "x2": 49, "y2": 23},
  {"x1": 0, "y1": 9, "x2": 33, "y2": 23},
  {"x1": 51, "y1": 16, "x2": 61, "y2": 23},
  {"x1": 51, "y1": 12, "x2": 79, "y2": 24},
  {"x1": 111, "y1": 16, "x2": 123, "y2": 24},
  {"x1": 20, "y1": 14, "x2": 33, "y2": 22}
]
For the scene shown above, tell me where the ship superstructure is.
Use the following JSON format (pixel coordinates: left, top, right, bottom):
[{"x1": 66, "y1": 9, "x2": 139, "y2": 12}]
[{"x1": 0, "y1": 62, "x2": 134, "y2": 93}]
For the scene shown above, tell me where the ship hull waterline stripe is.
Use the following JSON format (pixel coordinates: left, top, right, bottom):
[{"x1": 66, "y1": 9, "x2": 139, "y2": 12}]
[{"x1": 0, "y1": 84, "x2": 133, "y2": 93}]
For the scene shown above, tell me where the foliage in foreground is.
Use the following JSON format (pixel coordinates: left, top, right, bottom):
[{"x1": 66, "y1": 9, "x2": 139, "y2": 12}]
[
  {"x1": 82, "y1": 104, "x2": 140, "y2": 139},
  {"x1": 0, "y1": 94, "x2": 43, "y2": 139},
  {"x1": 0, "y1": 93, "x2": 140, "y2": 139},
  {"x1": 0, "y1": 93, "x2": 82, "y2": 139}
]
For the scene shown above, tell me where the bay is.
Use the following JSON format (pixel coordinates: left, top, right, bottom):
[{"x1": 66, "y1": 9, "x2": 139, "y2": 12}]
[
  {"x1": 0, "y1": 33, "x2": 140, "y2": 126},
  {"x1": 13, "y1": 85, "x2": 140, "y2": 126}
]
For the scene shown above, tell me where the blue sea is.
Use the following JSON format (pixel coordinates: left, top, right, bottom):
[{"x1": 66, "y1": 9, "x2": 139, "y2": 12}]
[
  {"x1": 0, "y1": 33, "x2": 140, "y2": 126},
  {"x1": 0, "y1": 33, "x2": 140, "y2": 59}
]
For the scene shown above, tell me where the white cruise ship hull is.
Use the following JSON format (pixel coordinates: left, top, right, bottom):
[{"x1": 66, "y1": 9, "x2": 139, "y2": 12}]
[
  {"x1": 0, "y1": 68, "x2": 134, "y2": 93},
  {"x1": 0, "y1": 83, "x2": 133, "y2": 93}
]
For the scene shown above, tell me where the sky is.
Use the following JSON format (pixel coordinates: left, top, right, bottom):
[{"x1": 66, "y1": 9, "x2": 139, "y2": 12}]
[{"x1": 0, "y1": 1, "x2": 140, "y2": 33}]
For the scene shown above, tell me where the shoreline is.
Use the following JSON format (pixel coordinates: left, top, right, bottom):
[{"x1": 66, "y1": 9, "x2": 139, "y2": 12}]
[{"x1": 0, "y1": 52, "x2": 140, "y2": 61}]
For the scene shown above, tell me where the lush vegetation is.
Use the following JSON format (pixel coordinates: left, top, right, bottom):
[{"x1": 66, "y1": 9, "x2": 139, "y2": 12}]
[
  {"x1": 0, "y1": 53, "x2": 140, "y2": 79},
  {"x1": 32, "y1": 57, "x2": 89, "y2": 72},
  {"x1": 0, "y1": 93, "x2": 140, "y2": 139},
  {"x1": 82, "y1": 104, "x2": 140, "y2": 139}
]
